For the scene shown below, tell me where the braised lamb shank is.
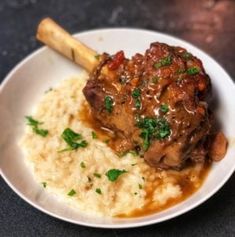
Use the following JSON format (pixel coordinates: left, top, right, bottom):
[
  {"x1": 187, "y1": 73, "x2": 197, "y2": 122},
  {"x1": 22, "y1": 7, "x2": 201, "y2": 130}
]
[
  {"x1": 37, "y1": 18, "x2": 228, "y2": 170},
  {"x1": 83, "y1": 42, "x2": 226, "y2": 169}
]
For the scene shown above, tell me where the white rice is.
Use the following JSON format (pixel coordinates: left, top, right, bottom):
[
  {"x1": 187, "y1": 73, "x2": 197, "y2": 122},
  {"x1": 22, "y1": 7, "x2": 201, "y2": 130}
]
[{"x1": 21, "y1": 72, "x2": 204, "y2": 217}]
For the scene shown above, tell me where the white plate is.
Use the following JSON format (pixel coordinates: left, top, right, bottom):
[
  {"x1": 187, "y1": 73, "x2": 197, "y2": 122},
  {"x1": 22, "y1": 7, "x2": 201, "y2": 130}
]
[{"x1": 1, "y1": 29, "x2": 235, "y2": 228}]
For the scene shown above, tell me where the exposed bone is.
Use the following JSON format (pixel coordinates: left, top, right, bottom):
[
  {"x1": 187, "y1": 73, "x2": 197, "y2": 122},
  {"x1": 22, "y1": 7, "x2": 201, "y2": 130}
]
[{"x1": 36, "y1": 18, "x2": 99, "y2": 72}]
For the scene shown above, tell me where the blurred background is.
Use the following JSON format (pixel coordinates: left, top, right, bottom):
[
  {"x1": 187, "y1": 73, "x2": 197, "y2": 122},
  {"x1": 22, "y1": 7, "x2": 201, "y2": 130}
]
[
  {"x1": 1, "y1": 0, "x2": 234, "y2": 81},
  {"x1": 1, "y1": 0, "x2": 235, "y2": 236}
]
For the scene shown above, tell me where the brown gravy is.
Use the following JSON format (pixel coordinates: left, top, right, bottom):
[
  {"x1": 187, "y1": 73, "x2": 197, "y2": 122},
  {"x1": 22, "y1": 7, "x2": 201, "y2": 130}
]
[
  {"x1": 79, "y1": 102, "x2": 122, "y2": 151},
  {"x1": 79, "y1": 102, "x2": 113, "y2": 142},
  {"x1": 79, "y1": 102, "x2": 211, "y2": 218},
  {"x1": 118, "y1": 162, "x2": 210, "y2": 218}
]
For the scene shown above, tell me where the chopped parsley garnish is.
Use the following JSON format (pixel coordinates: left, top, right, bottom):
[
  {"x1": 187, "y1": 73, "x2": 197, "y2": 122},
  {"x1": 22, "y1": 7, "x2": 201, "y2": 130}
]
[
  {"x1": 137, "y1": 117, "x2": 171, "y2": 151},
  {"x1": 25, "y1": 116, "x2": 48, "y2": 137},
  {"x1": 105, "y1": 169, "x2": 127, "y2": 182},
  {"x1": 62, "y1": 128, "x2": 82, "y2": 141},
  {"x1": 67, "y1": 189, "x2": 76, "y2": 196},
  {"x1": 33, "y1": 128, "x2": 48, "y2": 137},
  {"x1": 182, "y1": 52, "x2": 192, "y2": 60},
  {"x1": 91, "y1": 131, "x2": 97, "y2": 139},
  {"x1": 26, "y1": 116, "x2": 41, "y2": 127},
  {"x1": 132, "y1": 88, "x2": 141, "y2": 98},
  {"x1": 60, "y1": 128, "x2": 88, "y2": 152},
  {"x1": 42, "y1": 182, "x2": 47, "y2": 188},
  {"x1": 104, "y1": 96, "x2": 113, "y2": 113},
  {"x1": 80, "y1": 161, "x2": 86, "y2": 168},
  {"x1": 139, "y1": 184, "x2": 143, "y2": 189},
  {"x1": 154, "y1": 55, "x2": 172, "y2": 69},
  {"x1": 88, "y1": 176, "x2": 92, "y2": 182},
  {"x1": 132, "y1": 88, "x2": 141, "y2": 109},
  {"x1": 131, "y1": 163, "x2": 137, "y2": 166},
  {"x1": 187, "y1": 67, "x2": 200, "y2": 75},
  {"x1": 94, "y1": 173, "x2": 101, "y2": 178},
  {"x1": 160, "y1": 104, "x2": 169, "y2": 113},
  {"x1": 95, "y1": 188, "x2": 102, "y2": 195},
  {"x1": 134, "y1": 192, "x2": 138, "y2": 195},
  {"x1": 135, "y1": 98, "x2": 141, "y2": 109}
]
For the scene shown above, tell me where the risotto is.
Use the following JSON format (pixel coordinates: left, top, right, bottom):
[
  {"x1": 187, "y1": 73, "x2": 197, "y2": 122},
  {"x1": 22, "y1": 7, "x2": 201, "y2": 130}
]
[{"x1": 21, "y1": 72, "x2": 209, "y2": 217}]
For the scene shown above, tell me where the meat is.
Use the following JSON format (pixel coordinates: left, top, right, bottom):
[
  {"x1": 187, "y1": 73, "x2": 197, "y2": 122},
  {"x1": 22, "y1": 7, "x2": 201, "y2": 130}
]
[
  {"x1": 83, "y1": 42, "x2": 227, "y2": 170},
  {"x1": 209, "y1": 132, "x2": 228, "y2": 161}
]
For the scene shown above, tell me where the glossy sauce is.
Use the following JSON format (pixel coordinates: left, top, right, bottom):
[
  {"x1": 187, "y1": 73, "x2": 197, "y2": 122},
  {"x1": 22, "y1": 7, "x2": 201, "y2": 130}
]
[
  {"x1": 79, "y1": 102, "x2": 132, "y2": 152},
  {"x1": 118, "y1": 162, "x2": 210, "y2": 218},
  {"x1": 79, "y1": 102, "x2": 113, "y2": 142},
  {"x1": 79, "y1": 103, "x2": 211, "y2": 218}
]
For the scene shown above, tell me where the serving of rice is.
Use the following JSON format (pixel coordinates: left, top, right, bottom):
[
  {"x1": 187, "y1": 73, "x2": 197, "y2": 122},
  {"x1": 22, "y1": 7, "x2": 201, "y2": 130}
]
[{"x1": 21, "y1": 72, "x2": 207, "y2": 217}]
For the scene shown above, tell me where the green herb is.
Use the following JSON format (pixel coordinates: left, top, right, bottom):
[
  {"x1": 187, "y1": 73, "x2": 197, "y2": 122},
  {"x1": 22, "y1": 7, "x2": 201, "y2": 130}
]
[
  {"x1": 60, "y1": 128, "x2": 88, "y2": 152},
  {"x1": 94, "y1": 173, "x2": 101, "y2": 178},
  {"x1": 88, "y1": 176, "x2": 92, "y2": 182},
  {"x1": 95, "y1": 188, "x2": 102, "y2": 195},
  {"x1": 135, "y1": 98, "x2": 141, "y2": 109},
  {"x1": 152, "y1": 76, "x2": 159, "y2": 84},
  {"x1": 139, "y1": 184, "x2": 143, "y2": 189},
  {"x1": 26, "y1": 116, "x2": 41, "y2": 127},
  {"x1": 91, "y1": 131, "x2": 97, "y2": 139},
  {"x1": 42, "y1": 182, "x2": 47, "y2": 188},
  {"x1": 137, "y1": 117, "x2": 171, "y2": 151},
  {"x1": 157, "y1": 119, "x2": 171, "y2": 138},
  {"x1": 134, "y1": 192, "x2": 138, "y2": 195},
  {"x1": 132, "y1": 88, "x2": 141, "y2": 98},
  {"x1": 34, "y1": 127, "x2": 48, "y2": 137},
  {"x1": 132, "y1": 88, "x2": 141, "y2": 109},
  {"x1": 141, "y1": 129, "x2": 150, "y2": 151},
  {"x1": 59, "y1": 140, "x2": 88, "y2": 152},
  {"x1": 160, "y1": 104, "x2": 169, "y2": 113},
  {"x1": 182, "y1": 52, "x2": 192, "y2": 60},
  {"x1": 104, "y1": 96, "x2": 113, "y2": 113},
  {"x1": 105, "y1": 169, "x2": 127, "y2": 182},
  {"x1": 94, "y1": 54, "x2": 100, "y2": 60},
  {"x1": 131, "y1": 163, "x2": 137, "y2": 166},
  {"x1": 80, "y1": 161, "x2": 86, "y2": 168},
  {"x1": 67, "y1": 189, "x2": 76, "y2": 196},
  {"x1": 187, "y1": 67, "x2": 200, "y2": 75},
  {"x1": 154, "y1": 55, "x2": 172, "y2": 69},
  {"x1": 25, "y1": 116, "x2": 48, "y2": 137},
  {"x1": 62, "y1": 128, "x2": 81, "y2": 141}
]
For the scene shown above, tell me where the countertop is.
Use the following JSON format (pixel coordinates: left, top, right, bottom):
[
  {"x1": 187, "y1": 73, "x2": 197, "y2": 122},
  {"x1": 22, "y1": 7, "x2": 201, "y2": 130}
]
[{"x1": 1, "y1": 0, "x2": 235, "y2": 236}]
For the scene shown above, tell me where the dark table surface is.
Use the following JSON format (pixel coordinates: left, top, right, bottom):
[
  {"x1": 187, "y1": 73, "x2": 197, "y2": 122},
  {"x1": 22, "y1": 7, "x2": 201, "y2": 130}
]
[{"x1": 1, "y1": 0, "x2": 235, "y2": 236}]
